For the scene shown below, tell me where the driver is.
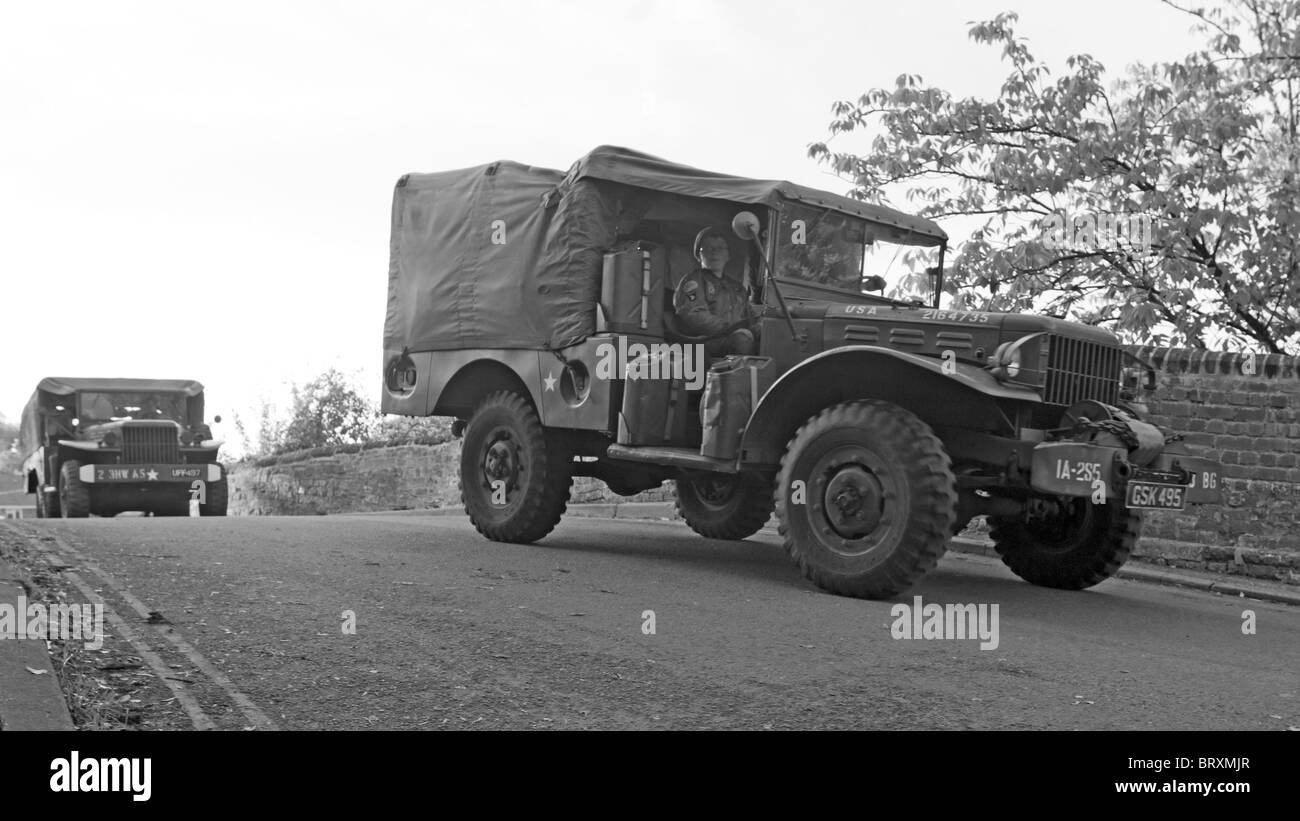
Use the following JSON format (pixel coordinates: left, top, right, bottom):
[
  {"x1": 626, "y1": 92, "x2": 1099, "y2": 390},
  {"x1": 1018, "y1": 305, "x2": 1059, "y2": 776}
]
[{"x1": 673, "y1": 226, "x2": 758, "y2": 356}]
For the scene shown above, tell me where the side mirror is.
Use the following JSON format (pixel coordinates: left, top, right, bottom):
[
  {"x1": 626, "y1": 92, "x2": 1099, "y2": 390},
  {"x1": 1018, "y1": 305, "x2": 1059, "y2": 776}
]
[
  {"x1": 862, "y1": 275, "x2": 887, "y2": 292},
  {"x1": 732, "y1": 211, "x2": 762, "y2": 242},
  {"x1": 214, "y1": 415, "x2": 222, "y2": 424}
]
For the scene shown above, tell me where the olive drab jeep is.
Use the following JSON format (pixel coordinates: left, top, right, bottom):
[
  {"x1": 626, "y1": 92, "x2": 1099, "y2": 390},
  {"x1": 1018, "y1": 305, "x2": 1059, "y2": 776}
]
[
  {"x1": 20, "y1": 377, "x2": 228, "y2": 518},
  {"x1": 380, "y1": 146, "x2": 1223, "y2": 599}
]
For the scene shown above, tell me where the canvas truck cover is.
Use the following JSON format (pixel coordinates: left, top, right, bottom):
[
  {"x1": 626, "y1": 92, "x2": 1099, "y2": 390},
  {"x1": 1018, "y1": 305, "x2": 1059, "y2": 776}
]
[
  {"x1": 569, "y1": 146, "x2": 947, "y2": 245},
  {"x1": 383, "y1": 146, "x2": 948, "y2": 353},
  {"x1": 19, "y1": 377, "x2": 205, "y2": 459},
  {"x1": 384, "y1": 160, "x2": 627, "y2": 352}
]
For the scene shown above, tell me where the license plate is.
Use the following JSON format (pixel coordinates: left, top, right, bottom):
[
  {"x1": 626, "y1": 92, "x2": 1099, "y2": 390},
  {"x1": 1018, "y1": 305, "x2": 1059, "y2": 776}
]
[
  {"x1": 92, "y1": 466, "x2": 206, "y2": 482},
  {"x1": 1125, "y1": 481, "x2": 1187, "y2": 510}
]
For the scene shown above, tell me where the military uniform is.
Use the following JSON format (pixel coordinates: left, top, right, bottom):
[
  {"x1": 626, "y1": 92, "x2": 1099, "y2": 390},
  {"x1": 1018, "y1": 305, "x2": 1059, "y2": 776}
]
[{"x1": 673, "y1": 268, "x2": 757, "y2": 355}]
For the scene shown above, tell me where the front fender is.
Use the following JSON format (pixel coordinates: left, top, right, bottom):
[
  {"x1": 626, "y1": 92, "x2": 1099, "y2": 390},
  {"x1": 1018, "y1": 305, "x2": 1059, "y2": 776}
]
[
  {"x1": 739, "y1": 346, "x2": 1040, "y2": 465},
  {"x1": 57, "y1": 440, "x2": 103, "y2": 452},
  {"x1": 21, "y1": 447, "x2": 46, "y2": 485},
  {"x1": 380, "y1": 348, "x2": 545, "y2": 418}
]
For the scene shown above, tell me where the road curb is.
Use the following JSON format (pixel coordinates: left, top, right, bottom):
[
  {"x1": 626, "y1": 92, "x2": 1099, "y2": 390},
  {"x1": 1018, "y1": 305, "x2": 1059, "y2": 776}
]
[
  {"x1": 0, "y1": 555, "x2": 76, "y2": 731},
  {"x1": 556, "y1": 502, "x2": 1300, "y2": 607},
  {"x1": 950, "y1": 537, "x2": 1300, "y2": 605}
]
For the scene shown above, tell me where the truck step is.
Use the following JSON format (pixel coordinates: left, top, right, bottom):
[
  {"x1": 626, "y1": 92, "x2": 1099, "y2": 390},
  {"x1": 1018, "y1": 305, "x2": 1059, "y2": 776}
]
[{"x1": 605, "y1": 444, "x2": 738, "y2": 474}]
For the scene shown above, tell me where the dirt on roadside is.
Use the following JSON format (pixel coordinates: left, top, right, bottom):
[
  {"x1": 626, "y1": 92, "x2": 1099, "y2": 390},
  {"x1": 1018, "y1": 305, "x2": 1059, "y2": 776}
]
[{"x1": 0, "y1": 524, "x2": 195, "y2": 731}]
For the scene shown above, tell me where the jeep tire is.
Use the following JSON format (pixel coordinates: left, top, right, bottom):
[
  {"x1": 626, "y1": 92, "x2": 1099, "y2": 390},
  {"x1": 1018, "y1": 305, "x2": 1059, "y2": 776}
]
[
  {"x1": 460, "y1": 391, "x2": 572, "y2": 543},
  {"x1": 675, "y1": 473, "x2": 774, "y2": 540},
  {"x1": 775, "y1": 400, "x2": 957, "y2": 599},
  {"x1": 59, "y1": 461, "x2": 91, "y2": 519},
  {"x1": 989, "y1": 498, "x2": 1140, "y2": 589}
]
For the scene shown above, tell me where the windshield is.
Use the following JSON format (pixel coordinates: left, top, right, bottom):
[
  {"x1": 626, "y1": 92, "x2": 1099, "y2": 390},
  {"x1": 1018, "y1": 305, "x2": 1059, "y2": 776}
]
[
  {"x1": 774, "y1": 202, "x2": 940, "y2": 303},
  {"x1": 78, "y1": 392, "x2": 188, "y2": 423}
]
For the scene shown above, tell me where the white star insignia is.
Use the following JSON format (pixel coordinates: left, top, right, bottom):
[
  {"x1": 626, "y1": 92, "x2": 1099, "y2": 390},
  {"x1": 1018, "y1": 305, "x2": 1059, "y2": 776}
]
[
  {"x1": 146, "y1": 469, "x2": 159, "y2": 481},
  {"x1": 543, "y1": 372, "x2": 557, "y2": 391}
]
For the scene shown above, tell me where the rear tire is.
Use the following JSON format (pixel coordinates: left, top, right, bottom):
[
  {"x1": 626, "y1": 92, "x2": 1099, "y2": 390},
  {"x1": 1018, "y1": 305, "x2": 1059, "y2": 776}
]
[
  {"x1": 990, "y1": 498, "x2": 1140, "y2": 590},
  {"x1": 675, "y1": 473, "x2": 774, "y2": 540},
  {"x1": 775, "y1": 400, "x2": 957, "y2": 599},
  {"x1": 460, "y1": 391, "x2": 572, "y2": 543},
  {"x1": 201, "y1": 478, "x2": 228, "y2": 516},
  {"x1": 58, "y1": 461, "x2": 91, "y2": 519},
  {"x1": 45, "y1": 482, "x2": 61, "y2": 518},
  {"x1": 36, "y1": 475, "x2": 61, "y2": 518}
]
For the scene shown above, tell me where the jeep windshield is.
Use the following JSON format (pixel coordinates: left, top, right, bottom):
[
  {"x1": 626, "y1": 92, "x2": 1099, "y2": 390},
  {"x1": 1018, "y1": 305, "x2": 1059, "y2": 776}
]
[
  {"x1": 774, "y1": 202, "x2": 941, "y2": 305},
  {"x1": 77, "y1": 392, "x2": 187, "y2": 424}
]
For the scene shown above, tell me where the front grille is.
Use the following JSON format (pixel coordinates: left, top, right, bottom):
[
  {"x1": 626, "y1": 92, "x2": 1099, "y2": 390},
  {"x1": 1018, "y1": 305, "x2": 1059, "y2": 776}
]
[
  {"x1": 1043, "y1": 335, "x2": 1122, "y2": 407},
  {"x1": 122, "y1": 425, "x2": 179, "y2": 464}
]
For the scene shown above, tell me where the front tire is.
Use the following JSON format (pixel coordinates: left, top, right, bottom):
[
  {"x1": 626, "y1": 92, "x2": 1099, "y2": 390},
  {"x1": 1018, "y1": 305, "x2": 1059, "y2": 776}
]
[
  {"x1": 675, "y1": 473, "x2": 774, "y2": 540},
  {"x1": 58, "y1": 461, "x2": 91, "y2": 519},
  {"x1": 990, "y1": 498, "x2": 1140, "y2": 590},
  {"x1": 460, "y1": 391, "x2": 572, "y2": 543},
  {"x1": 775, "y1": 400, "x2": 957, "y2": 599}
]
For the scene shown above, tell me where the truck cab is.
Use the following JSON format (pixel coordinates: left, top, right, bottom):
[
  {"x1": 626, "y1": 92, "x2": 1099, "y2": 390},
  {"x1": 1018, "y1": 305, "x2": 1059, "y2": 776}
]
[{"x1": 21, "y1": 377, "x2": 227, "y2": 517}]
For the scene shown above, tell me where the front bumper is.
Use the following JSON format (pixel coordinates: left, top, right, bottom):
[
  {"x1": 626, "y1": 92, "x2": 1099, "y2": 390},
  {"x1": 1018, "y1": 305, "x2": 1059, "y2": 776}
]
[
  {"x1": 1029, "y1": 441, "x2": 1222, "y2": 507},
  {"x1": 78, "y1": 464, "x2": 223, "y2": 484}
]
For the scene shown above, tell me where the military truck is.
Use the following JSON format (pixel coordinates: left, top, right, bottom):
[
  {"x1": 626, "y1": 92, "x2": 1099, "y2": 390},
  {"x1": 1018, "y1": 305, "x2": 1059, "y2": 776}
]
[
  {"x1": 381, "y1": 146, "x2": 1222, "y2": 599},
  {"x1": 21, "y1": 377, "x2": 227, "y2": 518}
]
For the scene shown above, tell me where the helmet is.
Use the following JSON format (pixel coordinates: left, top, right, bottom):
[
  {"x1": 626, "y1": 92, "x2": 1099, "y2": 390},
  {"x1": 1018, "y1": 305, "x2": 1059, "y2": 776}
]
[{"x1": 693, "y1": 226, "x2": 729, "y2": 258}]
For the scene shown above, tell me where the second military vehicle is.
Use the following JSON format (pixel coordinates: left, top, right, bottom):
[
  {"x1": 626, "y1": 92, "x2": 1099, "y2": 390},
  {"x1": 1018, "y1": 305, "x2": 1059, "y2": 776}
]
[{"x1": 21, "y1": 377, "x2": 227, "y2": 518}]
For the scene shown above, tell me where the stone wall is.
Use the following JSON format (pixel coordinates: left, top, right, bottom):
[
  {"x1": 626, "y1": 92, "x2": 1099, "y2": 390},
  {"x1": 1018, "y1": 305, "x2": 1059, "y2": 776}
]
[
  {"x1": 228, "y1": 345, "x2": 1300, "y2": 585},
  {"x1": 228, "y1": 440, "x2": 673, "y2": 517}
]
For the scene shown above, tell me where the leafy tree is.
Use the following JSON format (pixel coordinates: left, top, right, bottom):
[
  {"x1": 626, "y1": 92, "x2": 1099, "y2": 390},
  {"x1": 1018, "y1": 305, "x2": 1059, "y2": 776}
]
[
  {"x1": 0, "y1": 413, "x2": 21, "y2": 488},
  {"x1": 231, "y1": 399, "x2": 288, "y2": 460},
  {"x1": 809, "y1": 0, "x2": 1300, "y2": 352},
  {"x1": 278, "y1": 369, "x2": 377, "y2": 454},
  {"x1": 231, "y1": 372, "x2": 452, "y2": 459},
  {"x1": 371, "y1": 414, "x2": 452, "y2": 446}
]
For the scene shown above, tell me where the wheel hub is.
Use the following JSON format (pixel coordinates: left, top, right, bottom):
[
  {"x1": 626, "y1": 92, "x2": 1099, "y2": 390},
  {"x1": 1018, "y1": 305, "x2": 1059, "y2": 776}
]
[
  {"x1": 696, "y1": 477, "x2": 736, "y2": 507},
  {"x1": 823, "y1": 465, "x2": 883, "y2": 538},
  {"x1": 484, "y1": 441, "x2": 515, "y2": 480},
  {"x1": 482, "y1": 430, "x2": 523, "y2": 499}
]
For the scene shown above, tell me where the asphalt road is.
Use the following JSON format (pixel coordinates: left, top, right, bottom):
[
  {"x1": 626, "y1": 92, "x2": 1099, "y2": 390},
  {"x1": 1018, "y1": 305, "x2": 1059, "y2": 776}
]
[{"x1": 6, "y1": 513, "x2": 1298, "y2": 730}]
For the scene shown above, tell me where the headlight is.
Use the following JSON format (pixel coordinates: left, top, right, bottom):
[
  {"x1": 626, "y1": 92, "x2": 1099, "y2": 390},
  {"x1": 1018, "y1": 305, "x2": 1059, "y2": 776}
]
[
  {"x1": 180, "y1": 431, "x2": 195, "y2": 446},
  {"x1": 990, "y1": 341, "x2": 1023, "y2": 380},
  {"x1": 989, "y1": 334, "x2": 1049, "y2": 383},
  {"x1": 102, "y1": 432, "x2": 119, "y2": 448},
  {"x1": 1003, "y1": 346, "x2": 1022, "y2": 378}
]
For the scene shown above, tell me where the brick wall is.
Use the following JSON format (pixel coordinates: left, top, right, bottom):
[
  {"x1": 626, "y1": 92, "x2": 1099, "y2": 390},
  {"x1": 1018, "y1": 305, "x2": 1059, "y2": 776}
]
[{"x1": 1126, "y1": 345, "x2": 1300, "y2": 584}]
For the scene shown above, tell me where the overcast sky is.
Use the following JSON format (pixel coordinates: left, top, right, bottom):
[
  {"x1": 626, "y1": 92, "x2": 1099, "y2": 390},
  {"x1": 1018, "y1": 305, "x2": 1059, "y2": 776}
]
[{"x1": 1, "y1": 0, "x2": 1211, "y2": 451}]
